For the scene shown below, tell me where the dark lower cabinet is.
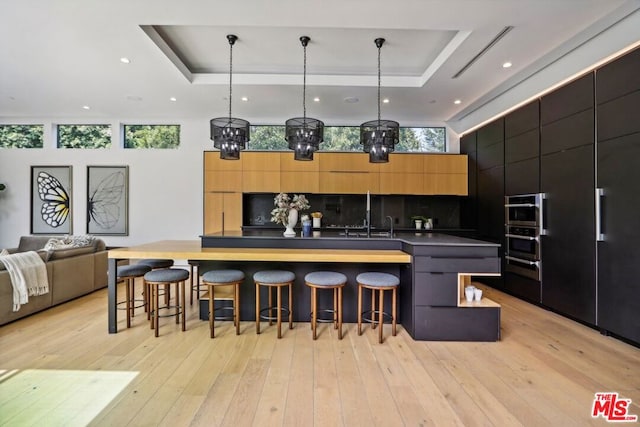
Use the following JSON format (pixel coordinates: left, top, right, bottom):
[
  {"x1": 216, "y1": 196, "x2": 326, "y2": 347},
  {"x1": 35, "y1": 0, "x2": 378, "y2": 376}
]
[
  {"x1": 504, "y1": 272, "x2": 540, "y2": 303},
  {"x1": 540, "y1": 144, "x2": 596, "y2": 324},
  {"x1": 414, "y1": 306, "x2": 500, "y2": 341},
  {"x1": 406, "y1": 246, "x2": 501, "y2": 341},
  {"x1": 597, "y1": 132, "x2": 640, "y2": 343}
]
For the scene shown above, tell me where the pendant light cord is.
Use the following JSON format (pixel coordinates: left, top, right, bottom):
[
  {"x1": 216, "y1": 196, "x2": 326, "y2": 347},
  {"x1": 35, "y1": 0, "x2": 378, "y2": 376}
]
[
  {"x1": 303, "y1": 41, "x2": 307, "y2": 120},
  {"x1": 228, "y1": 39, "x2": 233, "y2": 120},
  {"x1": 377, "y1": 43, "x2": 381, "y2": 125}
]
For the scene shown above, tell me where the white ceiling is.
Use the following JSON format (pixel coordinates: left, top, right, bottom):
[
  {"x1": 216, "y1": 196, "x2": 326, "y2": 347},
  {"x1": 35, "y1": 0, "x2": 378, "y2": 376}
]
[{"x1": 1, "y1": 0, "x2": 639, "y2": 133}]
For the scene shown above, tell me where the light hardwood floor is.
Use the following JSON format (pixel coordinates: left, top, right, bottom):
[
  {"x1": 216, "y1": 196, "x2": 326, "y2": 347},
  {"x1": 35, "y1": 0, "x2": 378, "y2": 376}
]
[{"x1": 0, "y1": 282, "x2": 638, "y2": 426}]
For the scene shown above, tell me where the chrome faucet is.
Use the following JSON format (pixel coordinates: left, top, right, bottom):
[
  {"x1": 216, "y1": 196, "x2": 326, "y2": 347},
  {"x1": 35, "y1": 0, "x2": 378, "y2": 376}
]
[{"x1": 386, "y1": 215, "x2": 394, "y2": 237}]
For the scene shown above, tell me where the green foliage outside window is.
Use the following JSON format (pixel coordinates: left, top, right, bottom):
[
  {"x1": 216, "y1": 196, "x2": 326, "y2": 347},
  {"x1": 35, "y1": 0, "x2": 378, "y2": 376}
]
[
  {"x1": 0, "y1": 125, "x2": 44, "y2": 148},
  {"x1": 124, "y1": 125, "x2": 180, "y2": 149},
  {"x1": 58, "y1": 124, "x2": 111, "y2": 148},
  {"x1": 247, "y1": 125, "x2": 445, "y2": 152}
]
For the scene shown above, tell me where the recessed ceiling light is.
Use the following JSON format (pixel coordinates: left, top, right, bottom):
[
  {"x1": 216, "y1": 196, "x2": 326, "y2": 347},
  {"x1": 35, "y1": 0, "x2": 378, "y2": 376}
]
[
  {"x1": 169, "y1": 97, "x2": 177, "y2": 102},
  {"x1": 383, "y1": 98, "x2": 390, "y2": 104},
  {"x1": 454, "y1": 99, "x2": 461, "y2": 104},
  {"x1": 502, "y1": 61, "x2": 512, "y2": 68},
  {"x1": 344, "y1": 97, "x2": 359, "y2": 104},
  {"x1": 82, "y1": 105, "x2": 90, "y2": 110},
  {"x1": 313, "y1": 97, "x2": 320, "y2": 102},
  {"x1": 120, "y1": 57, "x2": 130, "y2": 64},
  {"x1": 241, "y1": 96, "x2": 248, "y2": 102}
]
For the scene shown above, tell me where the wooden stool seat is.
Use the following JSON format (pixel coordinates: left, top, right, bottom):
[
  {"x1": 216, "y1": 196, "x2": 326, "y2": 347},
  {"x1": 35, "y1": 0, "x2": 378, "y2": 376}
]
[
  {"x1": 144, "y1": 268, "x2": 189, "y2": 337},
  {"x1": 254, "y1": 270, "x2": 295, "y2": 339},
  {"x1": 116, "y1": 264, "x2": 152, "y2": 328},
  {"x1": 357, "y1": 272, "x2": 399, "y2": 343},
  {"x1": 305, "y1": 271, "x2": 347, "y2": 340},
  {"x1": 202, "y1": 269, "x2": 244, "y2": 338}
]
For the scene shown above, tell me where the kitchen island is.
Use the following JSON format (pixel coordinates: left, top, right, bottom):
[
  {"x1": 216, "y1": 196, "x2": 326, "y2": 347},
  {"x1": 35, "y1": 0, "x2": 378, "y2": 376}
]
[{"x1": 108, "y1": 231, "x2": 501, "y2": 340}]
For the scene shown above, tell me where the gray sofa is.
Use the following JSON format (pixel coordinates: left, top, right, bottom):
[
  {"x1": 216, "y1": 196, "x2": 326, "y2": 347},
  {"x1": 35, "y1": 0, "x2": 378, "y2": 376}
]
[{"x1": 0, "y1": 236, "x2": 108, "y2": 325}]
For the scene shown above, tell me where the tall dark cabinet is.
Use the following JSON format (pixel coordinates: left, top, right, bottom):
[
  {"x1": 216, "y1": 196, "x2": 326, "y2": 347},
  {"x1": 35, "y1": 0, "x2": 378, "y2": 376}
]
[
  {"x1": 460, "y1": 133, "x2": 477, "y2": 230},
  {"x1": 595, "y1": 47, "x2": 640, "y2": 343},
  {"x1": 462, "y1": 46, "x2": 639, "y2": 344},
  {"x1": 476, "y1": 119, "x2": 504, "y2": 242},
  {"x1": 540, "y1": 73, "x2": 597, "y2": 324},
  {"x1": 503, "y1": 100, "x2": 541, "y2": 302}
]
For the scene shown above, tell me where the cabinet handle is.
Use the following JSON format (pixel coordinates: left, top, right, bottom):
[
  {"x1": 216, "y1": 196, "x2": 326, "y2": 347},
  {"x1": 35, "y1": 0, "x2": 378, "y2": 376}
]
[{"x1": 596, "y1": 188, "x2": 604, "y2": 241}]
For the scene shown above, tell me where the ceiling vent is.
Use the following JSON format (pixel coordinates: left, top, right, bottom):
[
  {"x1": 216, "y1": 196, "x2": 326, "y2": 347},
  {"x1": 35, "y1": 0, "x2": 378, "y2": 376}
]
[{"x1": 452, "y1": 26, "x2": 514, "y2": 79}]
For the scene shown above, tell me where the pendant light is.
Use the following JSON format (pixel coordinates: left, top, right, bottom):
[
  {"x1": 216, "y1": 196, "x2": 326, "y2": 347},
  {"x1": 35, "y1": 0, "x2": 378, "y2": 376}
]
[
  {"x1": 285, "y1": 36, "x2": 324, "y2": 161},
  {"x1": 210, "y1": 34, "x2": 250, "y2": 160},
  {"x1": 360, "y1": 38, "x2": 399, "y2": 163}
]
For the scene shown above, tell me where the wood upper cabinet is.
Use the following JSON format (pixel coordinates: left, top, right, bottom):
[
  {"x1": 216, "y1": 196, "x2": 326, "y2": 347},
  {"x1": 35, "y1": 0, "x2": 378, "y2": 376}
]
[
  {"x1": 204, "y1": 152, "x2": 242, "y2": 192},
  {"x1": 280, "y1": 152, "x2": 320, "y2": 193},
  {"x1": 202, "y1": 151, "x2": 467, "y2": 196},
  {"x1": 379, "y1": 154, "x2": 423, "y2": 194},
  {"x1": 423, "y1": 155, "x2": 468, "y2": 195},
  {"x1": 241, "y1": 152, "x2": 280, "y2": 192},
  {"x1": 318, "y1": 152, "x2": 380, "y2": 193}
]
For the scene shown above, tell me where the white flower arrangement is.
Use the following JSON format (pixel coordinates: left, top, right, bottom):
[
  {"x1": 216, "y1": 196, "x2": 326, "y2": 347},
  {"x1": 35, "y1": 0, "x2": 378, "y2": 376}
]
[{"x1": 270, "y1": 193, "x2": 310, "y2": 226}]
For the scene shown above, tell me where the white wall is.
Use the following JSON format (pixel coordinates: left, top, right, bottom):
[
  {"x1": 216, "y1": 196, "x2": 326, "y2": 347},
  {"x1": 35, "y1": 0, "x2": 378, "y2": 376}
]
[
  {"x1": 0, "y1": 118, "x2": 209, "y2": 248},
  {"x1": 0, "y1": 119, "x2": 458, "y2": 248}
]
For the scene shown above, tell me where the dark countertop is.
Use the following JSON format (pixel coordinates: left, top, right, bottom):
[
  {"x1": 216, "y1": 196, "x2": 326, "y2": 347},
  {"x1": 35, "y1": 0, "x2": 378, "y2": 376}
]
[{"x1": 201, "y1": 229, "x2": 499, "y2": 250}]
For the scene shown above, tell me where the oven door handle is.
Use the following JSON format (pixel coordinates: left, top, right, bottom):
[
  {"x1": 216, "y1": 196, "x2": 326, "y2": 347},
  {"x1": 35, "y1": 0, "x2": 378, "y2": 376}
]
[
  {"x1": 505, "y1": 233, "x2": 537, "y2": 241},
  {"x1": 505, "y1": 255, "x2": 539, "y2": 266},
  {"x1": 504, "y1": 203, "x2": 536, "y2": 208}
]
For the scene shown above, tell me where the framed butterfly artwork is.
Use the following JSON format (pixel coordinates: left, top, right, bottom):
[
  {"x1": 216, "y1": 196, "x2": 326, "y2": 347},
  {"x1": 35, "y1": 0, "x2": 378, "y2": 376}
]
[
  {"x1": 30, "y1": 165, "x2": 73, "y2": 234},
  {"x1": 86, "y1": 165, "x2": 129, "y2": 235}
]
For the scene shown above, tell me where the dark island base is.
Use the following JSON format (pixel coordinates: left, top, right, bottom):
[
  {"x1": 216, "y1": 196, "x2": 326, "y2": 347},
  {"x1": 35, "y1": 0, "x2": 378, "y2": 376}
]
[{"x1": 195, "y1": 260, "x2": 405, "y2": 325}]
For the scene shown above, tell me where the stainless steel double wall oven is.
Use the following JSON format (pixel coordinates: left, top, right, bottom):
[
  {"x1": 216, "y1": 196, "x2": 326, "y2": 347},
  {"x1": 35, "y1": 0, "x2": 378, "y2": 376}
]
[{"x1": 505, "y1": 193, "x2": 545, "y2": 280}]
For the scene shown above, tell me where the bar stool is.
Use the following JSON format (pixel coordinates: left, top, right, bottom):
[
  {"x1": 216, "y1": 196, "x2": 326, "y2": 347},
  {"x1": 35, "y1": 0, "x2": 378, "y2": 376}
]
[
  {"x1": 201, "y1": 269, "x2": 243, "y2": 338},
  {"x1": 357, "y1": 272, "x2": 399, "y2": 343},
  {"x1": 305, "y1": 271, "x2": 347, "y2": 340},
  {"x1": 188, "y1": 260, "x2": 204, "y2": 305},
  {"x1": 144, "y1": 268, "x2": 189, "y2": 337},
  {"x1": 138, "y1": 259, "x2": 174, "y2": 305},
  {"x1": 254, "y1": 270, "x2": 295, "y2": 338},
  {"x1": 117, "y1": 264, "x2": 152, "y2": 328}
]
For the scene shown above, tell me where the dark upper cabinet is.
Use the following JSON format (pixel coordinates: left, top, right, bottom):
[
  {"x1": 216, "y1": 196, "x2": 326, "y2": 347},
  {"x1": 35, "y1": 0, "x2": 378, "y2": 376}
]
[
  {"x1": 597, "y1": 132, "x2": 640, "y2": 343},
  {"x1": 505, "y1": 128, "x2": 539, "y2": 163},
  {"x1": 541, "y1": 73, "x2": 594, "y2": 125},
  {"x1": 477, "y1": 118, "x2": 504, "y2": 148},
  {"x1": 477, "y1": 141, "x2": 504, "y2": 170},
  {"x1": 597, "y1": 90, "x2": 640, "y2": 142},
  {"x1": 596, "y1": 46, "x2": 640, "y2": 105},
  {"x1": 460, "y1": 132, "x2": 477, "y2": 154},
  {"x1": 541, "y1": 108, "x2": 594, "y2": 155},
  {"x1": 505, "y1": 157, "x2": 539, "y2": 195},
  {"x1": 505, "y1": 100, "x2": 539, "y2": 138},
  {"x1": 477, "y1": 166, "x2": 504, "y2": 241}
]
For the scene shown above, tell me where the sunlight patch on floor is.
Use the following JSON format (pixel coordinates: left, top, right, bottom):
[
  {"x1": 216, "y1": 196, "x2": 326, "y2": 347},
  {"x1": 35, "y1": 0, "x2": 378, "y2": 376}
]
[{"x1": 0, "y1": 368, "x2": 138, "y2": 426}]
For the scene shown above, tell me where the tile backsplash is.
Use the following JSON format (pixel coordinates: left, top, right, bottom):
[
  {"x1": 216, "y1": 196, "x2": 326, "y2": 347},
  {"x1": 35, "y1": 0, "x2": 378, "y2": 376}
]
[{"x1": 243, "y1": 193, "x2": 461, "y2": 229}]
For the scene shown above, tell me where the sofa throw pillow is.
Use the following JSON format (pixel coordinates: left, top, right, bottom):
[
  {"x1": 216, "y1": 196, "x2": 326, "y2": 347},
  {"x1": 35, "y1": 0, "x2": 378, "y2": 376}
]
[{"x1": 44, "y1": 235, "x2": 96, "y2": 251}]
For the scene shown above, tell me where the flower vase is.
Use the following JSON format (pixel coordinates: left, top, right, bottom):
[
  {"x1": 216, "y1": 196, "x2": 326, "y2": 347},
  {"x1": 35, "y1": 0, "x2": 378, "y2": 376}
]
[{"x1": 284, "y1": 209, "x2": 298, "y2": 237}]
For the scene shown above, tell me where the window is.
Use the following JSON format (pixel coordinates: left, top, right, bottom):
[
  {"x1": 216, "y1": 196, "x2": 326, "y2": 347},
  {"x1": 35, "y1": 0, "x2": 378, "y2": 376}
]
[
  {"x1": 124, "y1": 125, "x2": 180, "y2": 149},
  {"x1": 57, "y1": 124, "x2": 111, "y2": 148},
  {"x1": 0, "y1": 125, "x2": 44, "y2": 148},
  {"x1": 247, "y1": 125, "x2": 446, "y2": 152}
]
